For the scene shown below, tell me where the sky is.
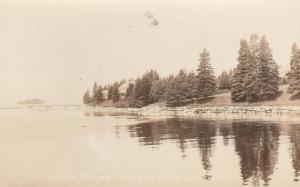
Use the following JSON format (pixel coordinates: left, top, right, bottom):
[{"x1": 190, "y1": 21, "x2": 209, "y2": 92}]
[{"x1": 0, "y1": 0, "x2": 300, "y2": 105}]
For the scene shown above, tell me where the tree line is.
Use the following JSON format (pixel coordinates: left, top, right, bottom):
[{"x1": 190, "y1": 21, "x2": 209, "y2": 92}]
[
  {"x1": 83, "y1": 34, "x2": 299, "y2": 107},
  {"x1": 84, "y1": 49, "x2": 224, "y2": 107}
]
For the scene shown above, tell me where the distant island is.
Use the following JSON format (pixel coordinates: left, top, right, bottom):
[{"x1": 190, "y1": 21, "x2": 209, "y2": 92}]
[{"x1": 17, "y1": 98, "x2": 45, "y2": 105}]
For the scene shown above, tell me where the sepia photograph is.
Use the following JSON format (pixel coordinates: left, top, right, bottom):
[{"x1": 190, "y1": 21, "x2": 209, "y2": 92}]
[{"x1": 0, "y1": 0, "x2": 300, "y2": 186}]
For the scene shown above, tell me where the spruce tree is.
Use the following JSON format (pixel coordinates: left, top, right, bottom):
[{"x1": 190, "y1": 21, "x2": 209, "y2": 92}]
[
  {"x1": 150, "y1": 79, "x2": 167, "y2": 102},
  {"x1": 132, "y1": 70, "x2": 160, "y2": 106},
  {"x1": 288, "y1": 43, "x2": 300, "y2": 94},
  {"x1": 165, "y1": 75, "x2": 178, "y2": 107},
  {"x1": 140, "y1": 74, "x2": 152, "y2": 105},
  {"x1": 107, "y1": 85, "x2": 114, "y2": 100},
  {"x1": 231, "y1": 39, "x2": 250, "y2": 102},
  {"x1": 195, "y1": 49, "x2": 217, "y2": 98},
  {"x1": 125, "y1": 83, "x2": 135, "y2": 99},
  {"x1": 218, "y1": 71, "x2": 231, "y2": 90},
  {"x1": 125, "y1": 83, "x2": 136, "y2": 106},
  {"x1": 83, "y1": 90, "x2": 91, "y2": 104},
  {"x1": 111, "y1": 83, "x2": 120, "y2": 102},
  {"x1": 228, "y1": 69, "x2": 234, "y2": 85},
  {"x1": 186, "y1": 71, "x2": 197, "y2": 99},
  {"x1": 166, "y1": 69, "x2": 190, "y2": 106},
  {"x1": 256, "y1": 35, "x2": 279, "y2": 101},
  {"x1": 292, "y1": 45, "x2": 300, "y2": 95},
  {"x1": 246, "y1": 34, "x2": 259, "y2": 102},
  {"x1": 94, "y1": 86, "x2": 104, "y2": 103},
  {"x1": 176, "y1": 69, "x2": 189, "y2": 102},
  {"x1": 133, "y1": 78, "x2": 145, "y2": 107},
  {"x1": 140, "y1": 70, "x2": 159, "y2": 105},
  {"x1": 92, "y1": 82, "x2": 98, "y2": 103}
]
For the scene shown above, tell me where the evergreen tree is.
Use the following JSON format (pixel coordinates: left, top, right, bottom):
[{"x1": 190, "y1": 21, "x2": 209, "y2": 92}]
[
  {"x1": 150, "y1": 79, "x2": 167, "y2": 102},
  {"x1": 140, "y1": 74, "x2": 152, "y2": 105},
  {"x1": 92, "y1": 82, "x2": 98, "y2": 103},
  {"x1": 132, "y1": 70, "x2": 160, "y2": 106},
  {"x1": 94, "y1": 86, "x2": 104, "y2": 104},
  {"x1": 166, "y1": 69, "x2": 191, "y2": 106},
  {"x1": 246, "y1": 34, "x2": 259, "y2": 102},
  {"x1": 140, "y1": 70, "x2": 159, "y2": 105},
  {"x1": 83, "y1": 90, "x2": 91, "y2": 104},
  {"x1": 165, "y1": 75, "x2": 179, "y2": 107},
  {"x1": 231, "y1": 39, "x2": 251, "y2": 102},
  {"x1": 125, "y1": 83, "x2": 135, "y2": 99},
  {"x1": 195, "y1": 49, "x2": 217, "y2": 98},
  {"x1": 218, "y1": 70, "x2": 231, "y2": 90},
  {"x1": 256, "y1": 35, "x2": 280, "y2": 101},
  {"x1": 177, "y1": 69, "x2": 191, "y2": 103},
  {"x1": 125, "y1": 83, "x2": 135, "y2": 106},
  {"x1": 288, "y1": 43, "x2": 300, "y2": 94},
  {"x1": 107, "y1": 85, "x2": 114, "y2": 100},
  {"x1": 111, "y1": 83, "x2": 120, "y2": 102},
  {"x1": 132, "y1": 78, "x2": 145, "y2": 107},
  {"x1": 228, "y1": 69, "x2": 234, "y2": 85},
  {"x1": 186, "y1": 71, "x2": 197, "y2": 99}
]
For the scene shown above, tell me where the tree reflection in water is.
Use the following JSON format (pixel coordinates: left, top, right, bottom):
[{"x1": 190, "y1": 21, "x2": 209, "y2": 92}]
[
  {"x1": 232, "y1": 121, "x2": 280, "y2": 186},
  {"x1": 127, "y1": 118, "x2": 215, "y2": 180},
  {"x1": 124, "y1": 117, "x2": 300, "y2": 186},
  {"x1": 289, "y1": 124, "x2": 300, "y2": 182}
]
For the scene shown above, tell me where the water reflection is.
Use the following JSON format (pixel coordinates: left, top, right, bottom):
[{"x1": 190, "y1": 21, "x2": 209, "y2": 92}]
[
  {"x1": 289, "y1": 124, "x2": 300, "y2": 182},
  {"x1": 126, "y1": 117, "x2": 299, "y2": 186},
  {"x1": 232, "y1": 122, "x2": 280, "y2": 186}
]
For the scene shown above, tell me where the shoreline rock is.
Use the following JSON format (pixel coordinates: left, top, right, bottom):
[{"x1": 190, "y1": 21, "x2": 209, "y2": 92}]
[{"x1": 85, "y1": 105, "x2": 300, "y2": 116}]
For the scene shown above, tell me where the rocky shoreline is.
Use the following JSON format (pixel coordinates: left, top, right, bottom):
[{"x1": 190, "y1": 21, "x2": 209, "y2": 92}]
[{"x1": 86, "y1": 105, "x2": 300, "y2": 116}]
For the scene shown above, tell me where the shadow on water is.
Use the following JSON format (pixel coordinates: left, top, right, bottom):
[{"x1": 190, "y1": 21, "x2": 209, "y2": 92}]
[{"x1": 125, "y1": 117, "x2": 300, "y2": 186}]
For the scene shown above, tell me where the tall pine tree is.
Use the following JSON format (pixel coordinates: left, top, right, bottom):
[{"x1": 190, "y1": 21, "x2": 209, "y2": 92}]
[
  {"x1": 288, "y1": 43, "x2": 300, "y2": 94},
  {"x1": 255, "y1": 35, "x2": 279, "y2": 101},
  {"x1": 231, "y1": 39, "x2": 250, "y2": 102},
  {"x1": 195, "y1": 49, "x2": 217, "y2": 98},
  {"x1": 246, "y1": 34, "x2": 259, "y2": 102}
]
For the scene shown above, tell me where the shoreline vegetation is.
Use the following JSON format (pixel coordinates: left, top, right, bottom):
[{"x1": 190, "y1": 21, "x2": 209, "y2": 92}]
[
  {"x1": 83, "y1": 34, "x2": 300, "y2": 114},
  {"x1": 85, "y1": 85, "x2": 300, "y2": 116}
]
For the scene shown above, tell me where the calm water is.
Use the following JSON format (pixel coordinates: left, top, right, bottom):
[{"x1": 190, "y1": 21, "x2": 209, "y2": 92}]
[{"x1": 0, "y1": 108, "x2": 300, "y2": 187}]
